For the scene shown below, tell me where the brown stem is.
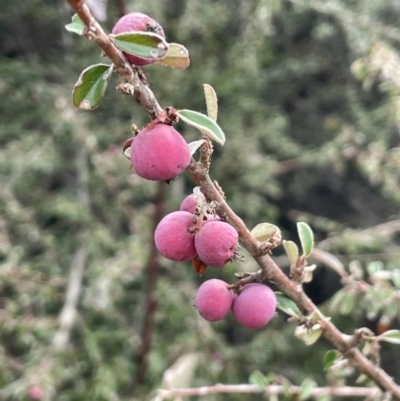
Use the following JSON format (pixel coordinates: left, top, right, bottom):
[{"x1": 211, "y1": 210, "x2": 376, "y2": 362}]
[
  {"x1": 64, "y1": 1, "x2": 400, "y2": 398},
  {"x1": 66, "y1": 0, "x2": 162, "y2": 120},
  {"x1": 136, "y1": 182, "x2": 165, "y2": 384}
]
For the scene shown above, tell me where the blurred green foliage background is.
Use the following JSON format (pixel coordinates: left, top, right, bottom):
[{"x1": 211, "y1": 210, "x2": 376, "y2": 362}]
[{"x1": 1, "y1": 0, "x2": 400, "y2": 399}]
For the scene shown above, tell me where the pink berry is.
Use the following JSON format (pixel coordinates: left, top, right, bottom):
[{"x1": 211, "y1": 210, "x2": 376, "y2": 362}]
[
  {"x1": 154, "y1": 211, "x2": 197, "y2": 261},
  {"x1": 195, "y1": 279, "x2": 234, "y2": 322},
  {"x1": 232, "y1": 284, "x2": 277, "y2": 329},
  {"x1": 195, "y1": 221, "x2": 238, "y2": 267},
  {"x1": 111, "y1": 12, "x2": 165, "y2": 66},
  {"x1": 130, "y1": 123, "x2": 191, "y2": 181},
  {"x1": 28, "y1": 386, "x2": 44, "y2": 400},
  {"x1": 179, "y1": 193, "x2": 204, "y2": 214}
]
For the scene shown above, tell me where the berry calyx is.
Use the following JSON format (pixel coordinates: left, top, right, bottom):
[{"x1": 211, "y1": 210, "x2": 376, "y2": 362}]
[
  {"x1": 130, "y1": 123, "x2": 191, "y2": 181},
  {"x1": 111, "y1": 12, "x2": 165, "y2": 66}
]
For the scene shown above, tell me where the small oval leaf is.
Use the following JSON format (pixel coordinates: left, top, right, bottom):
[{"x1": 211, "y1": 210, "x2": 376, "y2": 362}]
[
  {"x1": 203, "y1": 84, "x2": 218, "y2": 121},
  {"x1": 65, "y1": 14, "x2": 85, "y2": 35},
  {"x1": 111, "y1": 31, "x2": 168, "y2": 61},
  {"x1": 297, "y1": 222, "x2": 314, "y2": 257},
  {"x1": 379, "y1": 330, "x2": 400, "y2": 345},
  {"x1": 251, "y1": 223, "x2": 281, "y2": 243},
  {"x1": 283, "y1": 240, "x2": 299, "y2": 267},
  {"x1": 249, "y1": 371, "x2": 267, "y2": 389},
  {"x1": 275, "y1": 292, "x2": 301, "y2": 317},
  {"x1": 177, "y1": 109, "x2": 226, "y2": 145},
  {"x1": 155, "y1": 43, "x2": 190, "y2": 69},
  {"x1": 188, "y1": 139, "x2": 206, "y2": 156},
  {"x1": 299, "y1": 378, "x2": 317, "y2": 400},
  {"x1": 323, "y1": 350, "x2": 340, "y2": 370},
  {"x1": 295, "y1": 324, "x2": 323, "y2": 346},
  {"x1": 72, "y1": 64, "x2": 113, "y2": 110},
  {"x1": 339, "y1": 289, "x2": 357, "y2": 316}
]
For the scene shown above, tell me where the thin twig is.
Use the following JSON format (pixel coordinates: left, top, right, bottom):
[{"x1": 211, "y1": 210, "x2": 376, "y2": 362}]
[
  {"x1": 64, "y1": 1, "x2": 400, "y2": 398},
  {"x1": 53, "y1": 145, "x2": 89, "y2": 350},
  {"x1": 156, "y1": 384, "x2": 381, "y2": 399}
]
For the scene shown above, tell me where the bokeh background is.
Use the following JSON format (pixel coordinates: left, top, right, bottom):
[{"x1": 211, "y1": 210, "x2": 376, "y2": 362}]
[{"x1": 2, "y1": 0, "x2": 400, "y2": 399}]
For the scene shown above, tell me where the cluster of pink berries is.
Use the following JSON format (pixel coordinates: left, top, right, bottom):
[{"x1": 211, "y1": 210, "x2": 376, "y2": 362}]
[
  {"x1": 195, "y1": 279, "x2": 277, "y2": 329},
  {"x1": 155, "y1": 193, "x2": 277, "y2": 329},
  {"x1": 155, "y1": 193, "x2": 239, "y2": 267}
]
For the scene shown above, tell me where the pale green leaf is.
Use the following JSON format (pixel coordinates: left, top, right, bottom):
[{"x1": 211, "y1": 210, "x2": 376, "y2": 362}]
[
  {"x1": 380, "y1": 330, "x2": 400, "y2": 345},
  {"x1": 111, "y1": 31, "x2": 168, "y2": 61},
  {"x1": 155, "y1": 43, "x2": 190, "y2": 69},
  {"x1": 295, "y1": 324, "x2": 323, "y2": 346},
  {"x1": 297, "y1": 222, "x2": 314, "y2": 256},
  {"x1": 251, "y1": 223, "x2": 281, "y2": 242},
  {"x1": 65, "y1": 14, "x2": 85, "y2": 35},
  {"x1": 177, "y1": 109, "x2": 226, "y2": 145},
  {"x1": 299, "y1": 378, "x2": 317, "y2": 400},
  {"x1": 203, "y1": 84, "x2": 218, "y2": 121},
  {"x1": 188, "y1": 139, "x2": 205, "y2": 156},
  {"x1": 249, "y1": 371, "x2": 267, "y2": 389},
  {"x1": 283, "y1": 240, "x2": 299, "y2": 266}
]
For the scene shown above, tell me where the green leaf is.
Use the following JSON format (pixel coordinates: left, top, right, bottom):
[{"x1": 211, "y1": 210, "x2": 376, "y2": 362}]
[
  {"x1": 367, "y1": 260, "x2": 384, "y2": 276},
  {"x1": 297, "y1": 222, "x2": 314, "y2": 257},
  {"x1": 295, "y1": 324, "x2": 323, "y2": 346},
  {"x1": 251, "y1": 223, "x2": 281, "y2": 243},
  {"x1": 177, "y1": 109, "x2": 226, "y2": 145},
  {"x1": 281, "y1": 377, "x2": 292, "y2": 398},
  {"x1": 379, "y1": 330, "x2": 400, "y2": 345},
  {"x1": 72, "y1": 64, "x2": 113, "y2": 110},
  {"x1": 65, "y1": 14, "x2": 85, "y2": 35},
  {"x1": 188, "y1": 139, "x2": 206, "y2": 156},
  {"x1": 323, "y1": 350, "x2": 340, "y2": 370},
  {"x1": 392, "y1": 269, "x2": 400, "y2": 288},
  {"x1": 339, "y1": 289, "x2": 357, "y2": 316},
  {"x1": 111, "y1": 31, "x2": 168, "y2": 61},
  {"x1": 283, "y1": 240, "x2": 299, "y2": 267},
  {"x1": 299, "y1": 378, "x2": 317, "y2": 400},
  {"x1": 155, "y1": 43, "x2": 190, "y2": 69},
  {"x1": 249, "y1": 370, "x2": 267, "y2": 389},
  {"x1": 275, "y1": 292, "x2": 301, "y2": 317},
  {"x1": 203, "y1": 84, "x2": 218, "y2": 121}
]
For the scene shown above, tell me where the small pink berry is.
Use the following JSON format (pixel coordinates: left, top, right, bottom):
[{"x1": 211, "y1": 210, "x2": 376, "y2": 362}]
[
  {"x1": 154, "y1": 211, "x2": 197, "y2": 261},
  {"x1": 28, "y1": 386, "x2": 44, "y2": 400},
  {"x1": 232, "y1": 284, "x2": 277, "y2": 329},
  {"x1": 195, "y1": 221, "x2": 238, "y2": 267},
  {"x1": 130, "y1": 123, "x2": 191, "y2": 181},
  {"x1": 112, "y1": 12, "x2": 165, "y2": 66},
  {"x1": 195, "y1": 279, "x2": 234, "y2": 321},
  {"x1": 179, "y1": 193, "x2": 205, "y2": 214}
]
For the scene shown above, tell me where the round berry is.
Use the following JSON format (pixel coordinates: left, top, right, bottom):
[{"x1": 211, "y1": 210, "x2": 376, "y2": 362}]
[
  {"x1": 112, "y1": 12, "x2": 165, "y2": 66},
  {"x1": 131, "y1": 123, "x2": 191, "y2": 181},
  {"x1": 28, "y1": 386, "x2": 44, "y2": 400},
  {"x1": 195, "y1": 279, "x2": 234, "y2": 322},
  {"x1": 232, "y1": 284, "x2": 277, "y2": 329},
  {"x1": 179, "y1": 193, "x2": 205, "y2": 214},
  {"x1": 154, "y1": 211, "x2": 197, "y2": 261},
  {"x1": 195, "y1": 221, "x2": 238, "y2": 267}
]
